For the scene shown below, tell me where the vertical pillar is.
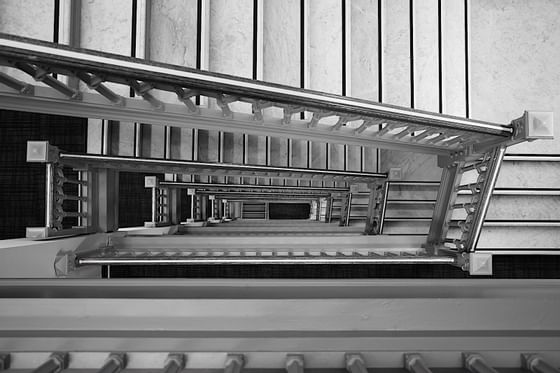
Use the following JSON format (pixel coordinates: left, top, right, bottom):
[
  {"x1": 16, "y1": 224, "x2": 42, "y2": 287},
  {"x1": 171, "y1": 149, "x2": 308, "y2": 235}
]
[
  {"x1": 208, "y1": 195, "x2": 216, "y2": 221},
  {"x1": 364, "y1": 183, "x2": 381, "y2": 235},
  {"x1": 426, "y1": 156, "x2": 464, "y2": 251},
  {"x1": 165, "y1": 175, "x2": 181, "y2": 225},
  {"x1": 200, "y1": 195, "x2": 208, "y2": 221},
  {"x1": 96, "y1": 168, "x2": 119, "y2": 232},
  {"x1": 464, "y1": 146, "x2": 507, "y2": 251},
  {"x1": 185, "y1": 188, "x2": 196, "y2": 223},
  {"x1": 310, "y1": 200, "x2": 318, "y2": 220},
  {"x1": 326, "y1": 196, "x2": 333, "y2": 223}
]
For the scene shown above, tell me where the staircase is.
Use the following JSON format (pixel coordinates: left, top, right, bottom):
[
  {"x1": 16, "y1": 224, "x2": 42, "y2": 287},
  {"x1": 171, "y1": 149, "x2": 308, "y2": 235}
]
[{"x1": 379, "y1": 156, "x2": 560, "y2": 252}]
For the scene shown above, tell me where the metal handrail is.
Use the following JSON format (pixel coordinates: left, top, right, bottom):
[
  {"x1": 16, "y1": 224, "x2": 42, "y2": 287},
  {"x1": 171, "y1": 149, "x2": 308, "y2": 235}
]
[
  {"x1": 59, "y1": 152, "x2": 386, "y2": 183},
  {"x1": 0, "y1": 34, "x2": 517, "y2": 157}
]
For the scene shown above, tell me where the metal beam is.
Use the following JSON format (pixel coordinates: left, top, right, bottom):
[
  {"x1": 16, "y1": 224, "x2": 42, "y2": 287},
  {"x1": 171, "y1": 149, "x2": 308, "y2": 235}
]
[
  {"x1": 159, "y1": 181, "x2": 349, "y2": 193},
  {"x1": 55, "y1": 150, "x2": 386, "y2": 183},
  {"x1": 1, "y1": 279, "x2": 559, "y2": 364},
  {"x1": 0, "y1": 85, "x2": 470, "y2": 156},
  {"x1": 0, "y1": 35, "x2": 511, "y2": 134},
  {"x1": 0, "y1": 34, "x2": 524, "y2": 157}
]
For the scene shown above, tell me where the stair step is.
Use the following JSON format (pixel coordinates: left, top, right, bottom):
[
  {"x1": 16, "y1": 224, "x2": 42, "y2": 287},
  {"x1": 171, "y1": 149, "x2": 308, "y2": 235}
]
[
  {"x1": 381, "y1": 220, "x2": 431, "y2": 235},
  {"x1": 453, "y1": 194, "x2": 560, "y2": 220},
  {"x1": 470, "y1": 226, "x2": 560, "y2": 249},
  {"x1": 113, "y1": 232, "x2": 427, "y2": 250},
  {"x1": 386, "y1": 182, "x2": 439, "y2": 201},
  {"x1": 459, "y1": 159, "x2": 560, "y2": 189}
]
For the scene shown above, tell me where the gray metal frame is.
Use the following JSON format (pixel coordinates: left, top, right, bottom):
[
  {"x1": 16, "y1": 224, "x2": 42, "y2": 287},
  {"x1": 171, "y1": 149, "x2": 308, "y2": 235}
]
[{"x1": 0, "y1": 279, "x2": 559, "y2": 368}]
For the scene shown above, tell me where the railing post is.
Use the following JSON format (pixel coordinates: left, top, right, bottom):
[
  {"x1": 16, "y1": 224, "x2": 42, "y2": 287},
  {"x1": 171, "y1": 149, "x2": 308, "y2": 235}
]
[
  {"x1": 426, "y1": 155, "x2": 465, "y2": 252},
  {"x1": 26, "y1": 141, "x2": 93, "y2": 238},
  {"x1": 145, "y1": 176, "x2": 169, "y2": 228},
  {"x1": 365, "y1": 182, "x2": 384, "y2": 235},
  {"x1": 45, "y1": 162, "x2": 54, "y2": 229},
  {"x1": 339, "y1": 191, "x2": 353, "y2": 227},
  {"x1": 464, "y1": 146, "x2": 507, "y2": 251},
  {"x1": 165, "y1": 174, "x2": 182, "y2": 225}
]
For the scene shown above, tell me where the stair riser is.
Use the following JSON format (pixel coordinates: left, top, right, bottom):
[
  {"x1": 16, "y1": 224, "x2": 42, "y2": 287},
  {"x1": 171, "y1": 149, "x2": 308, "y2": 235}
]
[
  {"x1": 459, "y1": 161, "x2": 560, "y2": 189},
  {"x1": 448, "y1": 226, "x2": 560, "y2": 249},
  {"x1": 381, "y1": 221, "x2": 431, "y2": 234},
  {"x1": 387, "y1": 185, "x2": 439, "y2": 201},
  {"x1": 453, "y1": 195, "x2": 560, "y2": 220}
]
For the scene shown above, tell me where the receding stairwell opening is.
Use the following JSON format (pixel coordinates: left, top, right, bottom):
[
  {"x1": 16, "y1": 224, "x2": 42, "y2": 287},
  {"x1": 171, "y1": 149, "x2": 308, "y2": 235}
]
[{"x1": 269, "y1": 203, "x2": 310, "y2": 220}]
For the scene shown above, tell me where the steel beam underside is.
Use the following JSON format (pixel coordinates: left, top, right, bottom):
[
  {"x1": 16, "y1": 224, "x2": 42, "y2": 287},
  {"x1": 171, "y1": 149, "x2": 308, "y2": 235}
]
[{"x1": 0, "y1": 279, "x2": 559, "y2": 367}]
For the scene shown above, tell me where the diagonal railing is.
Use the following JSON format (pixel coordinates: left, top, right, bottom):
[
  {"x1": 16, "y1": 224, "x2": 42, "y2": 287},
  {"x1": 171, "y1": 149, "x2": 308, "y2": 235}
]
[{"x1": 0, "y1": 33, "x2": 516, "y2": 155}]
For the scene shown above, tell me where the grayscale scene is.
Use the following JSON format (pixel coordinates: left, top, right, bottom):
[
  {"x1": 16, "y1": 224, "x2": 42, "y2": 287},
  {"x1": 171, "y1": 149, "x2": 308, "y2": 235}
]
[{"x1": 0, "y1": 0, "x2": 559, "y2": 370}]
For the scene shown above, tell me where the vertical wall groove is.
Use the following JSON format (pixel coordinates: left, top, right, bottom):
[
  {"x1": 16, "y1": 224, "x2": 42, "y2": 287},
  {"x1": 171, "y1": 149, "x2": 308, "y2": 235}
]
[
  {"x1": 53, "y1": 0, "x2": 60, "y2": 43},
  {"x1": 409, "y1": 0, "x2": 414, "y2": 109}
]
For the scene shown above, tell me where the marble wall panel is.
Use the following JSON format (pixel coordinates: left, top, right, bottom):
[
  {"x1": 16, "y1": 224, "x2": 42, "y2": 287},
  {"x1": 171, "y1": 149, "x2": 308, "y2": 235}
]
[
  {"x1": 80, "y1": 0, "x2": 133, "y2": 155},
  {"x1": 471, "y1": 0, "x2": 560, "y2": 154},
  {"x1": 222, "y1": 132, "x2": 243, "y2": 184},
  {"x1": 0, "y1": 0, "x2": 54, "y2": 83},
  {"x1": 110, "y1": 121, "x2": 135, "y2": 156},
  {"x1": 262, "y1": 0, "x2": 299, "y2": 182},
  {"x1": 442, "y1": 0, "x2": 466, "y2": 117},
  {"x1": 80, "y1": 0, "x2": 132, "y2": 55},
  {"x1": 380, "y1": 0, "x2": 441, "y2": 182},
  {"x1": 263, "y1": 0, "x2": 300, "y2": 87},
  {"x1": 0, "y1": 0, "x2": 54, "y2": 40},
  {"x1": 140, "y1": 123, "x2": 165, "y2": 158},
  {"x1": 414, "y1": 0, "x2": 439, "y2": 112},
  {"x1": 208, "y1": 0, "x2": 254, "y2": 180},
  {"x1": 308, "y1": 0, "x2": 342, "y2": 95},
  {"x1": 350, "y1": 0, "x2": 379, "y2": 173},
  {"x1": 149, "y1": 0, "x2": 198, "y2": 66},
  {"x1": 382, "y1": 0, "x2": 410, "y2": 107},
  {"x1": 169, "y1": 127, "x2": 193, "y2": 161},
  {"x1": 350, "y1": 0, "x2": 378, "y2": 101},
  {"x1": 87, "y1": 119, "x2": 103, "y2": 154},
  {"x1": 308, "y1": 0, "x2": 342, "y2": 183},
  {"x1": 197, "y1": 128, "x2": 218, "y2": 162},
  {"x1": 149, "y1": 0, "x2": 198, "y2": 160}
]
